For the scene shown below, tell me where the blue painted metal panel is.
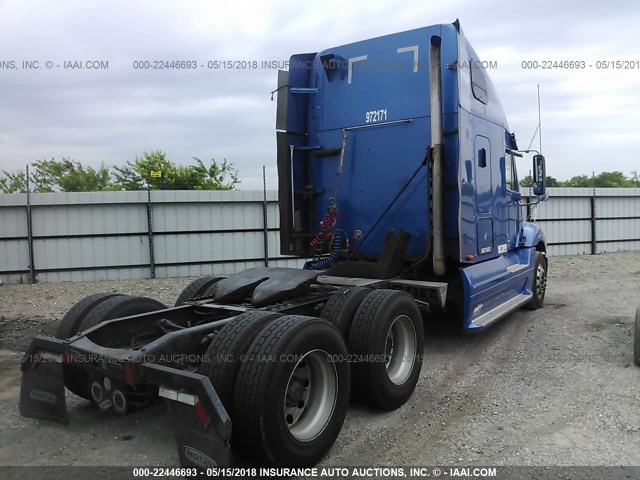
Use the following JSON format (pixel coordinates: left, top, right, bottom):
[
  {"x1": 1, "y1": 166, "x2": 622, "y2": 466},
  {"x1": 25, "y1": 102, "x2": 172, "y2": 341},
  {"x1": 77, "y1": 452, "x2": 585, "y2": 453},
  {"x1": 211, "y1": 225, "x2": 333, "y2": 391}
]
[
  {"x1": 285, "y1": 24, "x2": 460, "y2": 259},
  {"x1": 519, "y1": 221, "x2": 546, "y2": 250},
  {"x1": 456, "y1": 26, "x2": 516, "y2": 265},
  {"x1": 460, "y1": 247, "x2": 535, "y2": 330}
]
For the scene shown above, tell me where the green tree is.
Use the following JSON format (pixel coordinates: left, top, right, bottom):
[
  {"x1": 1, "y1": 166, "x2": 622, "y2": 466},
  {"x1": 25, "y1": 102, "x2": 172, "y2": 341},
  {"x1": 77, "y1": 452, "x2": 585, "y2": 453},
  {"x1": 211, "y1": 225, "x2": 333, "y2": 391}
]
[
  {"x1": 1, "y1": 153, "x2": 241, "y2": 193},
  {"x1": 112, "y1": 151, "x2": 172, "y2": 190},
  {"x1": 519, "y1": 175, "x2": 559, "y2": 188},
  {"x1": 0, "y1": 169, "x2": 27, "y2": 193},
  {"x1": 28, "y1": 158, "x2": 113, "y2": 192},
  {"x1": 112, "y1": 151, "x2": 239, "y2": 190},
  {"x1": 594, "y1": 171, "x2": 634, "y2": 187},
  {"x1": 563, "y1": 171, "x2": 636, "y2": 188},
  {"x1": 564, "y1": 175, "x2": 592, "y2": 187},
  {"x1": 545, "y1": 176, "x2": 560, "y2": 187}
]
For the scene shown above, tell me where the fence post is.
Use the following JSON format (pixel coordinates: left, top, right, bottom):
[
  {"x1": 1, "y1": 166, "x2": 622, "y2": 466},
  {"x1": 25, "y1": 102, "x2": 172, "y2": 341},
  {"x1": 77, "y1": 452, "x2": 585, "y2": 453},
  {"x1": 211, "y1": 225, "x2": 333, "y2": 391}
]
[
  {"x1": 262, "y1": 165, "x2": 269, "y2": 267},
  {"x1": 590, "y1": 191, "x2": 597, "y2": 255},
  {"x1": 146, "y1": 188, "x2": 156, "y2": 278},
  {"x1": 25, "y1": 165, "x2": 37, "y2": 283}
]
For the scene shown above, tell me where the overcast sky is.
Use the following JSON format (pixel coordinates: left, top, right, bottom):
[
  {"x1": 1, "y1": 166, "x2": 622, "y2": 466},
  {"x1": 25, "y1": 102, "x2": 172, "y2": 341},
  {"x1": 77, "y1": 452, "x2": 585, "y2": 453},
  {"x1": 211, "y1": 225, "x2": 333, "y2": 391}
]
[{"x1": 0, "y1": 0, "x2": 639, "y2": 189}]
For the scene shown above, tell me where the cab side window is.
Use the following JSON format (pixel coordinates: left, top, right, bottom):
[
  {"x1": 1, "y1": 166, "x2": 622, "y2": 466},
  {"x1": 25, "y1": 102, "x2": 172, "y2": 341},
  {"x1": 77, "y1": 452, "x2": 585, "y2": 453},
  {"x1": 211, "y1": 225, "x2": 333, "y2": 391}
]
[{"x1": 471, "y1": 59, "x2": 488, "y2": 104}]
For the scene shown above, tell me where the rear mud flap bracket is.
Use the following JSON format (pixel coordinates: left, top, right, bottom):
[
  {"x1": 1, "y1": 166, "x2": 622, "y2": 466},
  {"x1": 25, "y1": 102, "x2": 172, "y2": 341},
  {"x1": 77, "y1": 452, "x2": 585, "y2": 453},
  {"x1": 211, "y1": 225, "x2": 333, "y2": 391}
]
[{"x1": 143, "y1": 363, "x2": 232, "y2": 468}]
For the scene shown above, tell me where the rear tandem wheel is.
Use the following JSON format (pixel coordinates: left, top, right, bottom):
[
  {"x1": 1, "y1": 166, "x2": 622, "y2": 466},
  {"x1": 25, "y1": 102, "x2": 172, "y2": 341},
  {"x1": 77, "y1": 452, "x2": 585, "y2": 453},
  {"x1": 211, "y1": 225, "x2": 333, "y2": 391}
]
[
  {"x1": 232, "y1": 315, "x2": 350, "y2": 466},
  {"x1": 348, "y1": 289, "x2": 424, "y2": 410},
  {"x1": 60, "y1": 295, "x2": 167, "y2": 401},
  {"x1": 174, "y1": 276, "x2": 224, "y2": 306},
  {"x1": 77, "y1": 295, "x2": 166, "y2": 332},
  {"x1": 55, "y1": 292, "x2": 126, "y2": 400},
  {"x1": 321, "y1": 286, "x2": 371, "y2": 340},
  {"x1": 198, "y1": 310, "x2": 282, "y2": 415},
  {"x1": 55, "y1": 292, "x2": 124, "y2": 340}
]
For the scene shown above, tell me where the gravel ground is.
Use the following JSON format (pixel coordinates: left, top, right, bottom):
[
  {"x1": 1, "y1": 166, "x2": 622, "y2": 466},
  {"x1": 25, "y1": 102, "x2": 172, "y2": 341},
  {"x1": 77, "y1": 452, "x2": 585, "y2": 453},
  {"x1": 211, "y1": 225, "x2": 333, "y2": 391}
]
[{"x1": 1, "y1": 252, "x2": 640, "y2": 476}]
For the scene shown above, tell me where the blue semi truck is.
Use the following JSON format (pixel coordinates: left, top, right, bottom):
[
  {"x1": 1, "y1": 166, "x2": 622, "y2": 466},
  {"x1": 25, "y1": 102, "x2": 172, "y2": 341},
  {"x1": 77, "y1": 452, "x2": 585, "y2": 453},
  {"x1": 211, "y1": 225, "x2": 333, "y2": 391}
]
[{"x1": 20, "y1": 20, "x2": 548, "y2": 467}]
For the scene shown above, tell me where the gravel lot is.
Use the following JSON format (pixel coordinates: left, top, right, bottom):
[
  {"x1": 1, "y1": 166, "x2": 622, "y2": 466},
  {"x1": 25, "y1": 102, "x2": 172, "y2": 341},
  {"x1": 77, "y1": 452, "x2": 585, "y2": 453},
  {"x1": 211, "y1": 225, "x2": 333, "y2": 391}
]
[{"x1": 1, "y1": 252, "x2": 640, "y2": 475}]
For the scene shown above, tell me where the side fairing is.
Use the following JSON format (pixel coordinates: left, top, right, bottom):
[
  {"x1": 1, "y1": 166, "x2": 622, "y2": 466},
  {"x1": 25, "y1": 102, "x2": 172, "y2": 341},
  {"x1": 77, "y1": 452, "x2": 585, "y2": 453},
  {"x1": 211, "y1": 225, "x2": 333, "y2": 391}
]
[{"x1": 456, "y1": 26, "x2": 517, "y2": 264}]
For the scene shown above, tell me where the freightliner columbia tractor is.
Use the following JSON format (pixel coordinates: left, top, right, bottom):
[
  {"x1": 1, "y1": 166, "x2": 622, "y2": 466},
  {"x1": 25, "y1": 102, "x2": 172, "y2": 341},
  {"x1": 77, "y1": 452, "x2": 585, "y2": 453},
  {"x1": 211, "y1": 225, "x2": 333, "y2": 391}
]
[{"x1": 19, "y1": 20, "x2": 548, "y2": 468}]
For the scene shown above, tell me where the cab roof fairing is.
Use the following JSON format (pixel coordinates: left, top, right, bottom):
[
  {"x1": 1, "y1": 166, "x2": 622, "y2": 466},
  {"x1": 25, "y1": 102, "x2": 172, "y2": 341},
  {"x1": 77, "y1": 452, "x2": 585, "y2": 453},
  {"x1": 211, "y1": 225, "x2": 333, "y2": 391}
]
[{"x1": 455, "y1": 23, "x2": 509, "y2": 131}]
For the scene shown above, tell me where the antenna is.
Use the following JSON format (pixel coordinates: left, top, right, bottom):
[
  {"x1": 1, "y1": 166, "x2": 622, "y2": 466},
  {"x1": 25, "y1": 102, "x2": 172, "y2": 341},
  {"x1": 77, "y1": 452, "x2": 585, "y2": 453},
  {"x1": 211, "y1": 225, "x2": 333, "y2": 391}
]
[
  {"x1": 526, "y1": 84, "x2": 543, "y2": 153},
  {"x1": 537, "y1": 84, "x2": 542, "y2": 154}
]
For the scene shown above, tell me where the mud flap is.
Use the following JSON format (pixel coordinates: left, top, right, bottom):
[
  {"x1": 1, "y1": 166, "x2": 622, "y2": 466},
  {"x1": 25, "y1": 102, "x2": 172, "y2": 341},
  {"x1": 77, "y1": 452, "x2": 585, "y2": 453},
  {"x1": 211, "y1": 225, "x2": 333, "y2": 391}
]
[
  {"x1": 19, "y1": 337, "x2": 69, "y2": 424},
  {"x1": 166, "y1": 401, "x2": 230, "y2": 468},
  {"x1": 143, "y1": 363, "x2": 232, "y2": 468}
]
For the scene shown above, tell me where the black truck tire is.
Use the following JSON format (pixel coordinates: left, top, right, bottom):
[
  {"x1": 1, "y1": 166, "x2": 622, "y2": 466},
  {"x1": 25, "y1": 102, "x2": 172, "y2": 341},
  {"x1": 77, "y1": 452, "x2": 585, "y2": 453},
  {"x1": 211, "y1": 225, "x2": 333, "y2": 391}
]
[
  {"x1": 634, "y1": 306, "x2": 640, "y2": 367},
  {"x1": 174, "y1": 276, "x2": 223, "y2": 306},
  {"x1": 321, "y1": 287, "x2": 371, "y2": 339},
  {"x1": 65, "y1": 296, "x2": 165, "y2": 402},
  {"x1": 55, "y1": 292, "x2": 124, "y2": 340},
  {"x1": 55, "y1": 292, "x2": 125, "y2": 400},
  {"x1": 348, "y1": 289, "x2": 424, "y2": 410},
  {"x1": 78, "y1": 295, "x2": 166, "y2": 332},
  {"x1": 198, "y1": 311, "x2": 282, "y2": 414},
  {"x1": 233, "y1": 315, "x2": 350, "y2": 466},
  {"x1": 524, "y1": 252, "x2": 547, "y2": 310}
]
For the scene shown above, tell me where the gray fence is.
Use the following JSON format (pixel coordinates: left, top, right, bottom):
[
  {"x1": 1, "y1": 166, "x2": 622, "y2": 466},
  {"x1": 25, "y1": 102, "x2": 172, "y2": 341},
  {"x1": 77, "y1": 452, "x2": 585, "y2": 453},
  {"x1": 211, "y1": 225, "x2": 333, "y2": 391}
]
[
  {"x1": 1, "y1": 188, "x2": 639, "y2": 284},
  {"x1": 0, "y1": 190, "x2": 303, "y2": 284},
  {"x1": 531, "y1": 187, "x2": 640, "y2": 256}
]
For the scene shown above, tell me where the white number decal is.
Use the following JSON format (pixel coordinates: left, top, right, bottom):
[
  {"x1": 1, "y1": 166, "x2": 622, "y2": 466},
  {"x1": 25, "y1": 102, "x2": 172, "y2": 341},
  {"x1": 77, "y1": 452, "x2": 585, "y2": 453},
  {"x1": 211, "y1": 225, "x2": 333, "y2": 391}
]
[{"x1": 365, "y1": 109, "x2": 388, "y2": 124}]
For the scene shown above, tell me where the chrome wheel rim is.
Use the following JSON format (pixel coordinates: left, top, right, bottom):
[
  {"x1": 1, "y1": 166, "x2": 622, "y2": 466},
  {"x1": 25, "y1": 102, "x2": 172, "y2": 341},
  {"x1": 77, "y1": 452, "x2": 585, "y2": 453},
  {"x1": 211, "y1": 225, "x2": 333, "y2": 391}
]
[
  {"x1": 385, "y1": 314, "x2": 417, "y2": 385},
  {"x1": 284, "y1": 349, "x2": 337, "y2": 442}
]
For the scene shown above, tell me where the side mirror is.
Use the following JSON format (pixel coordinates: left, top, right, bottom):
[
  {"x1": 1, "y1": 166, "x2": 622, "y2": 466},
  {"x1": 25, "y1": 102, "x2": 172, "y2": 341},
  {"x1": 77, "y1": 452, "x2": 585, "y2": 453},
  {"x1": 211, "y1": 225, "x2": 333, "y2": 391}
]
[{"x1": 532, "y1": 154, "x2": 546, "y2": 196}]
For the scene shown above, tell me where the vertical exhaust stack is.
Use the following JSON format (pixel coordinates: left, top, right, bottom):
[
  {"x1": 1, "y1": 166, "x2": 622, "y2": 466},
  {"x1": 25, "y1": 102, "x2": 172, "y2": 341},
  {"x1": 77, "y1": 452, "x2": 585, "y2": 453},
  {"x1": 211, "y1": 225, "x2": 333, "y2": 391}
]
[{"x1": 429, "y1": 35, "x2": 446, "y2": 276}]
